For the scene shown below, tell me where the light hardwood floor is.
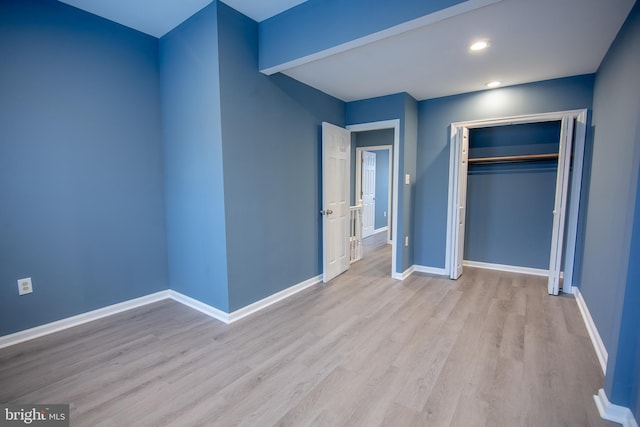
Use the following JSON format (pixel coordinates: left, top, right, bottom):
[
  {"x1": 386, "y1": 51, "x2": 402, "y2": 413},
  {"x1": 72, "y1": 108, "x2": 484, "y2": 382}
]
[{"x1": 0, "y1": 236, "x2": 616, "y2": 426}]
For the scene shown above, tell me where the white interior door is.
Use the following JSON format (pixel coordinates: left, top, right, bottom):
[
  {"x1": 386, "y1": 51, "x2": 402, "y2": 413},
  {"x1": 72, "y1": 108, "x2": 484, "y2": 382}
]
[
  {"x1": 362, "y1": 151, "x2": 376, "y2": 238},
  {"x1": 322, "y1": 122, "x2": 351, "y2": 283},
  {"x1": 451, "y1": 127, "x2": 469, "y2": 279},
  {"x1": 548, "y1": 116, "x2": 574, "y2": 295}
]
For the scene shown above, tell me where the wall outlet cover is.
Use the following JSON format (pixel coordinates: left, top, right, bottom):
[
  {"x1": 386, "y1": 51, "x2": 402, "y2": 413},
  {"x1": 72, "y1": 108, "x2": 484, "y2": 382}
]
[{"x1": 18, "y1": 277, "x2": 33, "y2": 295}]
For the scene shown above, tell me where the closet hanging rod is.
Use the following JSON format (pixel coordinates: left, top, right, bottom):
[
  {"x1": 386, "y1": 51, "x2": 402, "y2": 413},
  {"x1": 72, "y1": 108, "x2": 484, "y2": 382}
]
[{"x1": 468, "y1": 153, "x2": 559, "y2": 164}]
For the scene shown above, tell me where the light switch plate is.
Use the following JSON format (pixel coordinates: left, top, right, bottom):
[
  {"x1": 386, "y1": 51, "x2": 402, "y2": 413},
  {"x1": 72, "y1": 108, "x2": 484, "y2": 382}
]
[{"x1": 405, "y1": 174, "x2": 410, "y2": 185}]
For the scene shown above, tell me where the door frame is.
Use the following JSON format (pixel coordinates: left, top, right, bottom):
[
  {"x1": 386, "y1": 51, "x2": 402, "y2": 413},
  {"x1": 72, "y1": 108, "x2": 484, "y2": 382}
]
[
  {"x1": 347, "y1": 120, "x2": 400, "y2": 278},
  {"x1": 355, "y1": 145, "x2": 393, "y2": 243},
  {"x1": 445, "y1": 109, "x2": 587, "y2": 294}
]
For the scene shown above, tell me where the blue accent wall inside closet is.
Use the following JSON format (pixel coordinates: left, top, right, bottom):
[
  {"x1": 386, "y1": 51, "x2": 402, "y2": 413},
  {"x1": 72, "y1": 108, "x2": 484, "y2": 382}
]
[{"x1": 464, "y1": 122, "x2": 561, "y2": 269}]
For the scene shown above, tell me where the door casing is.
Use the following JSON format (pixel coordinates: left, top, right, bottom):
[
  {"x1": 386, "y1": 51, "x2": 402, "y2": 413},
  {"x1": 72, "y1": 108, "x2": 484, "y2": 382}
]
[
  {"x1": 356, "y1": 145, "x2": 393, "y2": 242},
  {"x1": 446, "y1": 109, "x2": 588, "y2": 294},
  {"x1": 347, "y1": 120, "x2": 400, "y2": 278}
]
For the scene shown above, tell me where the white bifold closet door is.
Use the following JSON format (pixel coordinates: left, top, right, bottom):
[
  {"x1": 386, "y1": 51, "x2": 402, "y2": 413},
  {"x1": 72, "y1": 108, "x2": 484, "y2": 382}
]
[{"x1": 547, "y1": 116, "x2": 575, "y2": 295}]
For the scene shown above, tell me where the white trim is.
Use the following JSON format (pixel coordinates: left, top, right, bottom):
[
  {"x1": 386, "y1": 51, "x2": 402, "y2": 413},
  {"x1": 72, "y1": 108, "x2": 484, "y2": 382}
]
[
  {"x1": 0, "y1": 291, "x2": 171, "y2": 349},
  {"x1": 168, "y1": 290, "x2": 230, "y2": 323},
  {"x1": 357, "y1": 145, "x2": 392, "y2": 151},
  {"x1": 348, "y1": 120, "x2": 400, "y2": 278},
  {"x1": 227, "y1": 275, "x2": 322, "y2": 323},
  {"x1": 393, "y1": 265, "x2": 414, "y2": 280},
  {"x1": 547, "y1": 116, "x2": 574, "y2": 295},
  {"x1": 561, "y1": 109, "x2": 588, "y2": 294},
  {"x1": 0, "y1": 274, "x2": 326, "y2": 348},
  {"x1": 594, "y1": 389, "x2": 638, "y2": 427},
  {"x1": 574, "y1": 287, "x2": 608, "y2": 374},
  {"x1": 260, "y1": 0, "x2": 502, "y2": 75},
  {"x1": 414, "y1": 265, "x2": 448, "y2": 276},
  {"x1": 463, "y1": 260, "x2": 550, "y2": 277},
  {"x1": 450, "y1": 109, "x2": 588, "y2": 129},
  {"x1": 373, "y1": 226, "x2": 389, "y2": 233},
  {"x1": 446, "y1": 109, "x2": 588, "y2": 291},
  {"x1": 445, "y1": 125, "x2": 459, "y2": 279}
]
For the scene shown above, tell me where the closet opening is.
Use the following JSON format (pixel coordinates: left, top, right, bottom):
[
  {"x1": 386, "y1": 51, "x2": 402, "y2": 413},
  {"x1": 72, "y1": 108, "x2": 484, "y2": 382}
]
[
  {"x1": 446, "y1": 110, "x2": 588, "y2": 295},
  {"x1": 465, "y1": 121, "x2": 560, "y2": 272}
]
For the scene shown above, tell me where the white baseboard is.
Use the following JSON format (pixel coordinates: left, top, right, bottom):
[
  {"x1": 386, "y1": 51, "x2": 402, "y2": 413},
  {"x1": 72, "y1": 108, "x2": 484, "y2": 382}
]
[
  {"x1": 227, "y1": 275, "x2": 322, "y2": 323},
  {"x1": 594, "y1": 389, "x2": 638, "y2": 427},
  {"x1": 393, "y1": 266, "x2": 414, "y2": 280},
  {"x1": 573, "y1": 287, "x2": 608, "y2": 374},
  {"x1": 168, "y1": 290, "x2": 230, "y2": 324},
  {"x1": 393, "y1": 265, "x2": 448, "y2": 280},
  {"x1": 0, "y1": 290, "x2": 171, "y2": 349},
  {"x1": 413, "y1": 265, "x2": 448, "y2": 276},
  {"x1": 463, "y1": 260, "x2": 550, "y2": 277},
  {"x1": 0, "y1": 274, "x2": 325, "y2": 348},
  {"x1": 171, "y1": 275, "x2": 321, "y2": 325},
  {"x1": 373, "y1": 226, "x2": 388, "y2": 233}
]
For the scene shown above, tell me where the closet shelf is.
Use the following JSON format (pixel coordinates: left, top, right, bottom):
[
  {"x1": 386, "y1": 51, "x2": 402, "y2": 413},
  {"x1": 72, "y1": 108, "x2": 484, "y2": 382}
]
[{"x1": 468, "y1": 153, "x2": 559, "y2": 165}]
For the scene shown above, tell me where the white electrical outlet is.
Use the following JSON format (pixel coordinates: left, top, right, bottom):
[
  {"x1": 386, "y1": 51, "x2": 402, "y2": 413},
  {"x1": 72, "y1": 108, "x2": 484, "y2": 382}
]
[
  {"x1": 384, "y1": 211, "x2": 387, "y2": 217},
  {"x1": 18, "y1": 277, "x2": 32, "y2": 295},
  {"x1": 404, "y1": 236, "x2": 409, "y2": 247}
]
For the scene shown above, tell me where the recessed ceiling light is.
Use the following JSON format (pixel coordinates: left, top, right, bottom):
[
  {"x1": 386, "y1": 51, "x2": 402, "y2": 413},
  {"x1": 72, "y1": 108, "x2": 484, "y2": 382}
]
[
  {"x1": 469, "y1": 40, "x2": 490, "y2": 51},
  {"x1": 486, "y1": 81, "x2": 502, "y2": 88}
]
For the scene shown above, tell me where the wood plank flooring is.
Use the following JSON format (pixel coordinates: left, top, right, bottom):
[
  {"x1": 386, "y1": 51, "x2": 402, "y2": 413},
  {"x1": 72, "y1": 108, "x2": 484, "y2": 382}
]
[{"x1": 0, "y1": 236, "x2": 616, "y2": 426}]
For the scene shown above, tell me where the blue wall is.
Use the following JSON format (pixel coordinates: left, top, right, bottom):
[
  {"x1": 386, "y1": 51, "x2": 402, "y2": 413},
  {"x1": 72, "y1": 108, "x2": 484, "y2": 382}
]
[
  {"x1": 373, "y1": 150, "x2": 390, "y2": 230},
  {"x1": 626, "y1": 161, "x2": 640, "y2": 419},
  {"x1": 609, "y1": 163, "x2": 640, "y2": 418},
  {"x1": 259, "y1": 0, "x2": 467, "y2": 72},
  {"x1": 0, "y1": 0, "x2": 168, "y2": 335},
  {"x1": 346, "y1": 93, "x2": 418, "y2": 273},
  {"x1": 216, "y1": 3, "x2": 345, "y2": 310},
  {"x1": 414, "y1": 75, "x2": 595, "y2": 270},
  {"x1": 159, "y1": 3, "x2": 230, "y2": 310},
  {"x1": 464, "y1": 122, "x2": 560, "y2": 268},
  {"x1": 584, "y1": 1, "x2": 640, "y2": 417}
]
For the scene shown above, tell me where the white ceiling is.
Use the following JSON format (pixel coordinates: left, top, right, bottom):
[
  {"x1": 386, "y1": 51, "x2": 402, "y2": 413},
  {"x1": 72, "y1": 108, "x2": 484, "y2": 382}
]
[
  {"x1": 58, "y1": 0, "x2": 635, "y2": 101},
  {"x1": 283, "y1": 0, "x2": 635, "y2": 101}
]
